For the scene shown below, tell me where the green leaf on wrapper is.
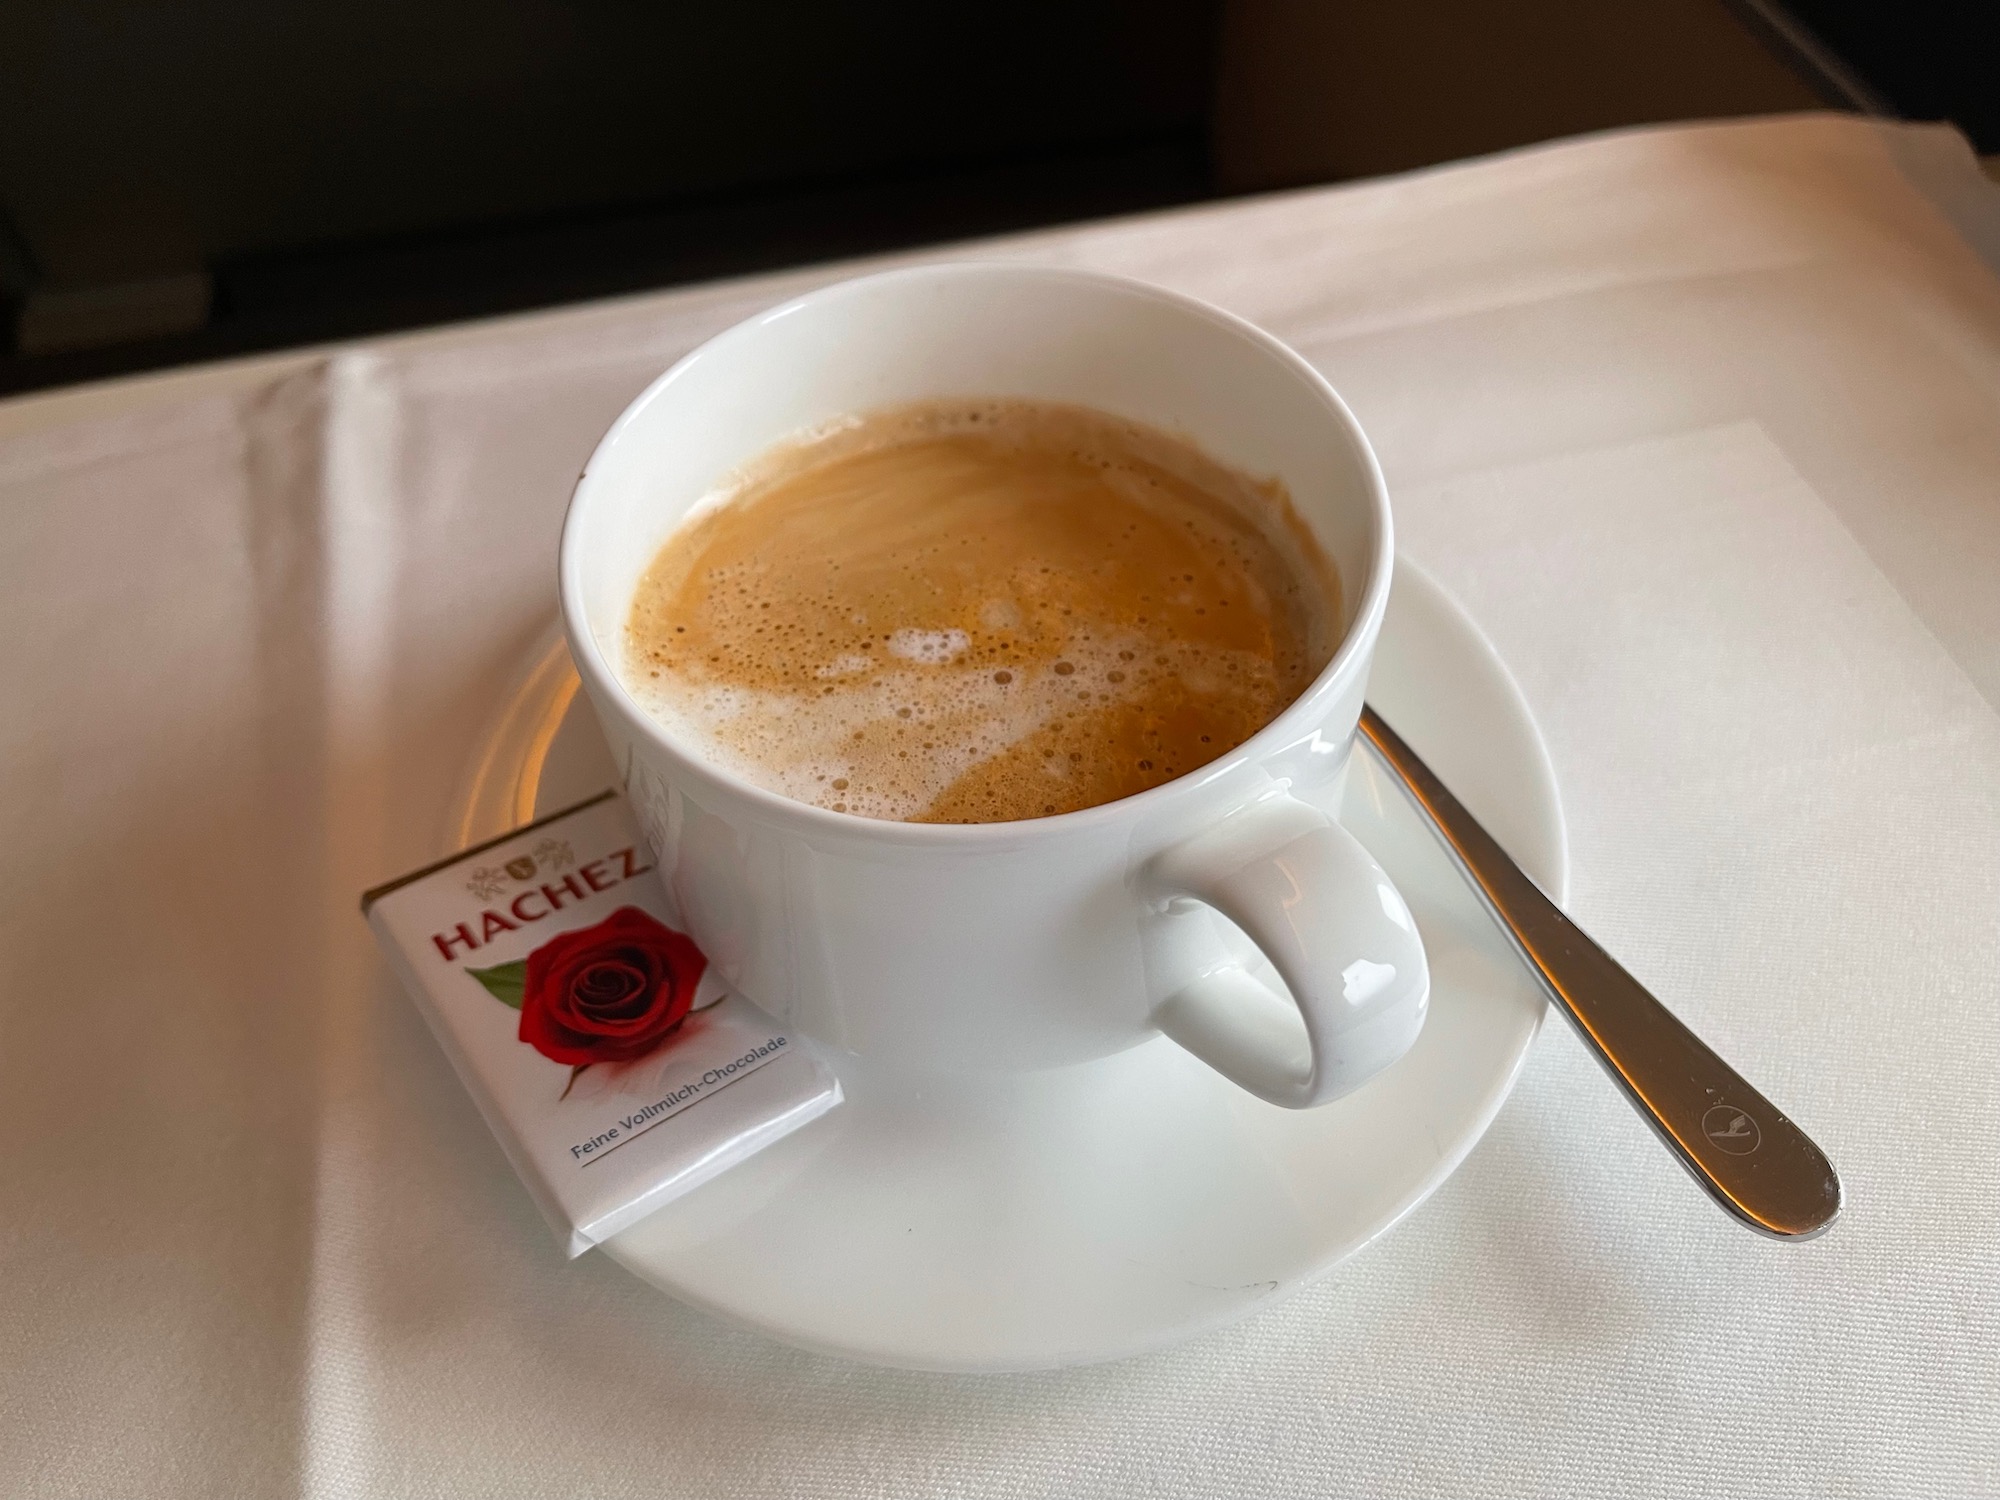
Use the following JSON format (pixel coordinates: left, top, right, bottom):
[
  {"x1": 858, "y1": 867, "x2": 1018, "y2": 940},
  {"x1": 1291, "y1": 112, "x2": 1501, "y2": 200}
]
[{"x1": 465, "y1": 959, "x2": 527, "y2": 1009}]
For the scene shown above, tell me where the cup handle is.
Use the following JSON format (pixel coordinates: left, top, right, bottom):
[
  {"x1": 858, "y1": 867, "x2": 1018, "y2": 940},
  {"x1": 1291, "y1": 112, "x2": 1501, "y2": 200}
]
[{"x1": 1140, "y1": 791, "x2": 1430, "y2": 1107}]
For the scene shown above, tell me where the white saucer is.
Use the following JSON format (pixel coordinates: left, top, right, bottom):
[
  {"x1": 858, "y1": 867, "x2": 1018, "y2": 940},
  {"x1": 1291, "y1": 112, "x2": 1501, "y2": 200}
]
[{"x1": 452, "y1": 558, "x2": 1567, "y2": 1371}]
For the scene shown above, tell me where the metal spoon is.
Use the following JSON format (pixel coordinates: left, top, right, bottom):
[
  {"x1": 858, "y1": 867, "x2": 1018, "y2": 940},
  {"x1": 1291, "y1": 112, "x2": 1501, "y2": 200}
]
[{"x1": 1360, "y1": 705, "x2": 1842, "y2": 1239}]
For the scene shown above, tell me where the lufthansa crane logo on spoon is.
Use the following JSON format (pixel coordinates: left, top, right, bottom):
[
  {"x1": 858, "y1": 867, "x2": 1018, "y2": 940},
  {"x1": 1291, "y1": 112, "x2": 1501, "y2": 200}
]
[{"x1": 1701, "y1": 1104, "x2": 1761, "y2": 1155}]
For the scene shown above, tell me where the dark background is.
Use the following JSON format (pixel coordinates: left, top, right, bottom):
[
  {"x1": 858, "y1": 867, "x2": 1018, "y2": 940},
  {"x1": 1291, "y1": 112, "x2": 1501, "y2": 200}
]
[{"x1": 2, "y1": 0, "x2": 1990, "y2": 396}]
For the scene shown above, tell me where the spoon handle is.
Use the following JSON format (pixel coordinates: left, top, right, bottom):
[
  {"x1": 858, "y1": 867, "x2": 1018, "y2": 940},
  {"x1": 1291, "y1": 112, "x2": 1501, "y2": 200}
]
[{"x1": 1359, "y1": 706, "x2": 1841, "y2": 1239}]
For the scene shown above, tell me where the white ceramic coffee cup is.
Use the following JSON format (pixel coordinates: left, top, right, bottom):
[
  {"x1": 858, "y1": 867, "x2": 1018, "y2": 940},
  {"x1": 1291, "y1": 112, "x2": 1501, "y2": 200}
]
[{"x1": 560, "y1": 263, "x2": 1427, "y2": 1106}]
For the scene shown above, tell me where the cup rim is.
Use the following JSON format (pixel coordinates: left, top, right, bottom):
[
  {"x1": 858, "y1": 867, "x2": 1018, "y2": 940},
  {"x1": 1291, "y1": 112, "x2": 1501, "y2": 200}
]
[{"x1": 559, "y1": 261, "x2": 1394, "y2": 845}]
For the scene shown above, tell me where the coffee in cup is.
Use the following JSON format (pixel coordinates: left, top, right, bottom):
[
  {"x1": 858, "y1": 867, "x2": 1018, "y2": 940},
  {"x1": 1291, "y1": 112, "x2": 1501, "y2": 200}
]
[{"x1": 621, "y1": 398, "x2": 1342, "y2": 824}]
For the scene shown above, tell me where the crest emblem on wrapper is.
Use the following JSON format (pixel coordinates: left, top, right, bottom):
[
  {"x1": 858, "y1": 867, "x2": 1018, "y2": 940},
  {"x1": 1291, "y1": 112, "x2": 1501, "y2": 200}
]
[
  {"x1": 530, "y1": 837, "x2": 574, "y2": 873},
  {"x1": 466, "y1": 865, "x2": 508, "y2": 901},
  {"x1": 466, "y1": 839, "x2": 573, "y2": 900}
]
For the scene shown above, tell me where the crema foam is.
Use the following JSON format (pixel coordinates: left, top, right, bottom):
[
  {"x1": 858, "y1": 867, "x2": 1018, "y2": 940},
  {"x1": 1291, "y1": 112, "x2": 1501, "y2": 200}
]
[{"x1": 622, "y1": 399, "x2": 1341, "y2": 823}]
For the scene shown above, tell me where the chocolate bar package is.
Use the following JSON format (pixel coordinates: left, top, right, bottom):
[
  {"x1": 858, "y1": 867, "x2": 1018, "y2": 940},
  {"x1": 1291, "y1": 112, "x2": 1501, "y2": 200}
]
[{"x1": 363, "y1": 792, "x2": 841, "y2": 1256}]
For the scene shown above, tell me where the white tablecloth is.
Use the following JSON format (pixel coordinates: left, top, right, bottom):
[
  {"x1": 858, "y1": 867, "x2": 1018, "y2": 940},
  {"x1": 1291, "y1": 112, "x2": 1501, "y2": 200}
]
[{"x1": 4, "y1": 114, "x2": 1997, "y2": 1497}]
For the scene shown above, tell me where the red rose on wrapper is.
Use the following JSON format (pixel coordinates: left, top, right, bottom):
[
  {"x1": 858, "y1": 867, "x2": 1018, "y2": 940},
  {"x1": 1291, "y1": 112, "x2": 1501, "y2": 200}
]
[{"x1": 518, "y1": 906, "x2": 706, "y2": 1067}]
